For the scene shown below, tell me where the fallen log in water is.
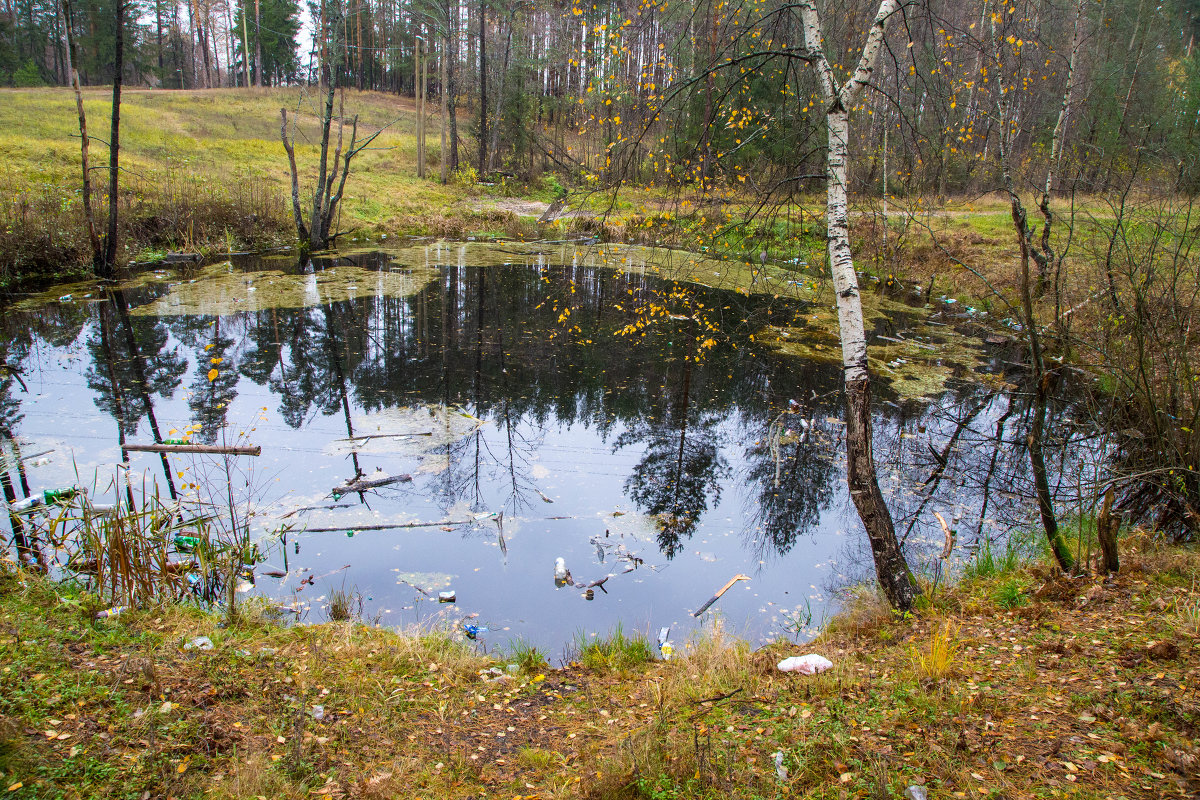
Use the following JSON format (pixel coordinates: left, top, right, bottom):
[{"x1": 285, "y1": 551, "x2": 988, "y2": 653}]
[
  {"x1": 126, "y1": 443, "x2": 261, "y2": 456},
  {"x1": 693, "y1": 574, "x2": 750, "y2": 617},
  {"x1": 336, "y1": 432, "x2": 433, "y2": 441},
  {"x1": 304, "y1": 519, "x2": 471, "y2": 533},
  {"x1": 332, "y1": 473, "x2": 413, "y2": 495}
]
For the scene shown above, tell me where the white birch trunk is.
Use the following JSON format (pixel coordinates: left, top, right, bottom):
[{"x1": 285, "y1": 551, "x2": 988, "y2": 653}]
[
  {"x1": 825, "y1": 108, "x2": 869, "y2": 383},
  {"x1": 799, "y1": 0, "x2": 917, "y2": 612},
  {"x1": 1044, "y1": 0, "x2": 1083, "y2": 199}
]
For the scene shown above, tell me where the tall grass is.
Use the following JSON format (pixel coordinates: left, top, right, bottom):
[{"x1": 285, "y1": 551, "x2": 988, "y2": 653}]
[
  {"x1": 58, "y1": 489, "x2": 194, "y2": 606},
  {"x1": 327, "y1": 582, "x2": 363, "y2": 622},
  {"x1": 909, "y1": 621, "x2": 962, "y2": 681},
  {"x1": 0, "y1": 171, "x2": 292, "y2": 289},
  {"x1": 964, "y1": 530, "x2": 1038, "y2": 581},
  {"x1": 504, "y1": 639, "x2": 550, "y2": 673}
]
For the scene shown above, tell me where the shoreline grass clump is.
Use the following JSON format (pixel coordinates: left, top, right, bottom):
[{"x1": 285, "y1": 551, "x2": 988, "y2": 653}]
[{"x1": 575, "y1": 624, "x2": 655, "y2": 671}]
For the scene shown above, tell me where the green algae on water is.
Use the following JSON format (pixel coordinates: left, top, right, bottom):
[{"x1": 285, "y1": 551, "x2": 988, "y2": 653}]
[{"x1": 129, "y1": 260, "x2": 440, "y2": 316}]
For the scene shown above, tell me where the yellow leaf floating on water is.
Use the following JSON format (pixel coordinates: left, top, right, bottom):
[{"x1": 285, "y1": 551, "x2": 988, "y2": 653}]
[{"x1": 207, "y1": 368, "x2": 218, "y2": 382}]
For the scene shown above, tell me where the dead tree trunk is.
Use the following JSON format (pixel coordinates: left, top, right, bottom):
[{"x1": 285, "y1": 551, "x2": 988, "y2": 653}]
[
  {"x1": 440, "y1": 34, "x2": 449, "y2": 184},
  {"x1": 478, "y1": 0, "x2": 486, "y2": 173},
  {"x1": 99, "y1": 0, "x2": 124, "y2": 277},
  {"x1": 993, "y1": 28, "x2": 1076, "y2": 574},
  {"x1": 447, "y1": 0, "x2": 459, "y2": 172},
  {"x1": 63, "y1": 0, "x2": 101, "y2": 262},
  {"x1": 254, "y1": 0, "x2": 263, "y2": 86},
  {"x1": 1097, "y1": 486, "x2": 1120, "y2": 573},
  {"x1": 487, "y1": 8, "x2": 514, "y2": 173}
]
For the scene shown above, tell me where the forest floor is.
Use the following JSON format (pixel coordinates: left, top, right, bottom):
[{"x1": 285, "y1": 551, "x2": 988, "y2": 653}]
[{"x1": 1, "y1": 530, "x2": 1197, "y2": 799}]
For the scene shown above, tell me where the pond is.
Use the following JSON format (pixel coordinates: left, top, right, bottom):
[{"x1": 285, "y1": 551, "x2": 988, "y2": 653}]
[{"x1": 0, "y1": 241, "x2": 1060, "y2": 656}]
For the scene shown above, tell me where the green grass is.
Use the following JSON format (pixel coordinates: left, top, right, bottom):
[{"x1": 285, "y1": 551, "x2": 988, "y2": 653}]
[
  {"x1": 0, "y1": 87, "x2": 542, "y2": 285},
  {"x1": 503, "y1": 639, "x2": 550, "y2": 674},
  {"x1": 964, "y1": 531, "x2": 1038, "y2": 581},
  {"x1": 993, "y1": 576, "x2": 1028, "y2": 609},
  {"x1": 1, "y1": 529, "x2": 1197, "y2": 799},
  {"x1": 575, "y1": 624, "x2": 655, "y2": 671}
]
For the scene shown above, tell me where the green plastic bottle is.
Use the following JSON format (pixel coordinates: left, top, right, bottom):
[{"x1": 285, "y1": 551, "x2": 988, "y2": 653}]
[
  {"x1": 42, "y1": 487, "x2": 80, "y2": 504},
  {"x1": 174, "y1": 535, "x2": 201, "y2": 552}
]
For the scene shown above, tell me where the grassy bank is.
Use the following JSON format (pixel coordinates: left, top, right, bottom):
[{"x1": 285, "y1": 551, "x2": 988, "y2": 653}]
[
  {"x1": 0, "y1": 87, "x2": 567, "y2": 289},
  {"x1": 0, "y1": 86, "x2": 1073, "y2": 300},
  {"x1": 2, "y1": 529, "x2": 1197, "y2": 799}
]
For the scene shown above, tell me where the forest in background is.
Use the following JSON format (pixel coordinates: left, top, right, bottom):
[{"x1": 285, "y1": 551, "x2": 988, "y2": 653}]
[{"x1": 2, "y1": 0, "x2": 1198, "y2": 197}]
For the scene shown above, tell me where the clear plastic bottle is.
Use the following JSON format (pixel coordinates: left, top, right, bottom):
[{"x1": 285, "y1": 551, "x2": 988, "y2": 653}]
[{"x1": 8, "y1": 496, "x2": 43, "y2": 513}]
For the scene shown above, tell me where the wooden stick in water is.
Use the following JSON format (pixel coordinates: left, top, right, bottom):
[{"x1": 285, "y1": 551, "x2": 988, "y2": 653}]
[
  {"x1": 934, "y1": 512, "x2": 956, "y2": 559},
  {"x1": 332, "y1": 473, "x2": 412, "y2": 494},
  {"x1": 693, "y1": 573, "x2": 750, "y2": 617},
  {"x1": 304, "y1": 519, "x2": 471, "y2": 533},
  {"x1": 336, "y1": 432, "x2": 433, "y2": 441}
]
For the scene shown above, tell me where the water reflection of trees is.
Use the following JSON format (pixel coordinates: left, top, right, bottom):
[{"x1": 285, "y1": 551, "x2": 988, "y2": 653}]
[
  {"x1": 87, "y1": 291, "x2": 188, "y2": 498},
  {"x1": 86, "y1": 296, "x2": 187, "y2": 437},
  {"x1": 616, "y1": 340, "x2": 731, "y2": 558},
  {"x1": 213, "y1": 258, "x2": 816, "y2": 553},
  {"x1": 868, "y1": 368, "x2": 1098, "y2": 576},
  {"x1": 739, "y1": 413, "x2": 841, "y2": 561},
  {"x1": 8, "y1": 254, "x2": 1111, "y2": 572}
]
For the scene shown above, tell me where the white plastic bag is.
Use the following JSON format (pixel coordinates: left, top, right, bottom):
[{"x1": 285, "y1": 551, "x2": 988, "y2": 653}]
[{"x1": 776, "y1": 654, "x2": 833, "y2": 674}]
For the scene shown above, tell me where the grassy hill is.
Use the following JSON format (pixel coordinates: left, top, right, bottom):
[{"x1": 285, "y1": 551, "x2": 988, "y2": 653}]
[{"x1": 0, "y1": 87, "x2": 549, "y2": 286}]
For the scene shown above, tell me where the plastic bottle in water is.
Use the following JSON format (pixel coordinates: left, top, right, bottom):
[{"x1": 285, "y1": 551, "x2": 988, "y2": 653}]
[
  {"x1": 174, "y1": 535, "x2": 202, "y2": 552},
  {"x1": 8, "y1": 495, "x2": 43, "y2": 513},
  {"x1": 43, "y1": 487, "x2": 80, "y2": 504},
  {"x1": 7, "y1": 486, "x2": 81, "y2": 514}
]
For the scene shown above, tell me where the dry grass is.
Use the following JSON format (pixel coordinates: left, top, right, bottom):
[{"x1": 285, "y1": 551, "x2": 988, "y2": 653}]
[
  {"x1": 909, "y1": 620, "x2": 963, "y2": 681},
  {"x1": 816, "y1": 585, "x2": 894, "y2": 640}
]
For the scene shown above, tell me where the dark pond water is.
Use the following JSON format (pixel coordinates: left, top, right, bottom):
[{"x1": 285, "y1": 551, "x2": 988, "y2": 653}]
[{"x1": 0, "y1": 241, "x2": 1060, "y2": 655}]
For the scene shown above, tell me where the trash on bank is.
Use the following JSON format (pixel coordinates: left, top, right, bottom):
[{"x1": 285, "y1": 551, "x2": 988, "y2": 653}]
[
  {"x1": 184, "y1": 636, "x2": 215, "y2": 651},
  {"x1": 776, "y1": 654, "x2": 833, "y2": 674},
  {"x1": 774, "y1": 751, "x2": 788, "y2": 781}
]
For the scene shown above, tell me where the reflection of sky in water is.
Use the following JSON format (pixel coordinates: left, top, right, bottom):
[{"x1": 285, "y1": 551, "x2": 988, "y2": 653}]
[{"x1": 0, "y1": 246, "x2": 1051, "y2": 655}]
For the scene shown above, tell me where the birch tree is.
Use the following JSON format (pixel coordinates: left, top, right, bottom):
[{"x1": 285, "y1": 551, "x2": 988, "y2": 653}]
[{"x1": 799, "y1": 0, "x2": 919, "y2": 611}]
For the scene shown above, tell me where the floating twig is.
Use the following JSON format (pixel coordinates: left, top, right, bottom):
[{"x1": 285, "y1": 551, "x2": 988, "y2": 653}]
[
  {"x1": 336, "y1": 432, "x2": 433, "y2": 442},
  {"x1": 332, "y1": 473, "x2": 412, "y2": 495}
]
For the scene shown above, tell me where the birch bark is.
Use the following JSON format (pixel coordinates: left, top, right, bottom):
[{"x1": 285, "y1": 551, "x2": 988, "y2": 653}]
[{"x1": 799, "y1": 0, "x2": 918, "y2": 611}]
